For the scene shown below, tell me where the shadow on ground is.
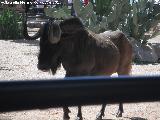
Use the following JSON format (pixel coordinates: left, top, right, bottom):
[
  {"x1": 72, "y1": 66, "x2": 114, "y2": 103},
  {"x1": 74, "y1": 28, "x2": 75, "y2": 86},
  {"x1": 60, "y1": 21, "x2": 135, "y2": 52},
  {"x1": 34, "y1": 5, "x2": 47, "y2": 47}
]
[
  {"x1": 129, "y1": 117, "x2": 147, "y2": 120},
  {"x1": 133, "y1": 61, "x2": 160, "y2": 65},
  {"x1": 11, "y1": 39, "x2": 39, "y2": 46},
  {"x1": 123, "y1": 117, "x2": 147, "y2": 120},
  {"x1": 101, "y1": 117, "x2": 147, "y2": 120}
]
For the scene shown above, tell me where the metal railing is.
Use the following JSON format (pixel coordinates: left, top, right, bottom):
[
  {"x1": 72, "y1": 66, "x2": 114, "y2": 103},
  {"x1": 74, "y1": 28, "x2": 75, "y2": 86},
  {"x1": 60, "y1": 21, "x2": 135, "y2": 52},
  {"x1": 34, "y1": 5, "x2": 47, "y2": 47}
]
[{"x1": 0, "y1": 76, "x2": 160, "y2": 112}]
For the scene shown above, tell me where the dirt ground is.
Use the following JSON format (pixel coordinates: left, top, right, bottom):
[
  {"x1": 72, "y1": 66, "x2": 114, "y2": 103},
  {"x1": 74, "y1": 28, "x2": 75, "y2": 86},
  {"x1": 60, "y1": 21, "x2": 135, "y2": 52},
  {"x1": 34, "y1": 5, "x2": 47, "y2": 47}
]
[{"x1": 0, "y1": 38, "x2": 160, "y2": 120}]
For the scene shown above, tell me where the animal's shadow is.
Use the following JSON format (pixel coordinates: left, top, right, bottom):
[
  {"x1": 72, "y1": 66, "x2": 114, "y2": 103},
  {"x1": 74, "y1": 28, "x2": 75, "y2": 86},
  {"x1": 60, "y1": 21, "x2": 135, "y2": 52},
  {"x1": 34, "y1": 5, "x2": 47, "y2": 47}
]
[
  {"x1": 0, "y1": 38, "x2": 39, "y2": 47},
  {"x1": 129, "y1": 117, "x2": 147, "y2": 120},
  {"x1": 133, "y1": 61, "x2": 160, "y2": 65},
  {"x1": 10, "y1": 39, "x2": 39, "y2": 46},
  {"x1": 101, "y1": 117, "x2": 147, "y2": 120}
]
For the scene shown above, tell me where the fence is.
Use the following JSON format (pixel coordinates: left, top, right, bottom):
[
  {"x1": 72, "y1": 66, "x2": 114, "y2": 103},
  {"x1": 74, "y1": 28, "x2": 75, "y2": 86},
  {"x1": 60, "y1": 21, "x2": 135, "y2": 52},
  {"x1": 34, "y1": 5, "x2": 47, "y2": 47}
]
[{"x1": 0, "y1": 76, "x2": 160, "y2": 112}]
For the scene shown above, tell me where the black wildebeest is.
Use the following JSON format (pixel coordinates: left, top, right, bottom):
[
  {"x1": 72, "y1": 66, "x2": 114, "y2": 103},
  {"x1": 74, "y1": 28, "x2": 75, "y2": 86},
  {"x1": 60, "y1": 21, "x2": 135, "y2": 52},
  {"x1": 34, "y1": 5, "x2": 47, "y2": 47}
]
[{"x1": 37, "y1": 17, "x2": 132, "y2": 120}]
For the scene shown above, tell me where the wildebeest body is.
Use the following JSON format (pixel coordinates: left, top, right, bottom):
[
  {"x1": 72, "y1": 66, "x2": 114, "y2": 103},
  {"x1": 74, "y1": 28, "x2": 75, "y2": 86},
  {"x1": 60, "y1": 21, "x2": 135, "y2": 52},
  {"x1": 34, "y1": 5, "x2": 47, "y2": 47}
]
[
  {"x1": 37, "y1": 17, "x2": 132, "y2": 120},
  {"x1": 99, "y1": 31, "x2": 132, "y2": 75},
  {"x1": 60, "y1": 29, "x2": 120, "y2": 76}
]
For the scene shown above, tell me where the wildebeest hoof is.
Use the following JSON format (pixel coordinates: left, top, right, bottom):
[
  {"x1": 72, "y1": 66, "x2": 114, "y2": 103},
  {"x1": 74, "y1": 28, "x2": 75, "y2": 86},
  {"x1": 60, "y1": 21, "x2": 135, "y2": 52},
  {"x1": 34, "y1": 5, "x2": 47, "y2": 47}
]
[
  {"x1": 96, "y1": 113, "x2": 103, "y2": 120},
  {"x1": 75, "y1": 116, "x2": 83, "y2": 120},
  {"x1": 96, "y1": 116, "x2": 102, "y2": 120},
  {"x1": 63, "y1": 115, "x2": 70, "y2": 120},
  {"x1": 116, "y1": 111, "x2": 122, "y2": 117}
]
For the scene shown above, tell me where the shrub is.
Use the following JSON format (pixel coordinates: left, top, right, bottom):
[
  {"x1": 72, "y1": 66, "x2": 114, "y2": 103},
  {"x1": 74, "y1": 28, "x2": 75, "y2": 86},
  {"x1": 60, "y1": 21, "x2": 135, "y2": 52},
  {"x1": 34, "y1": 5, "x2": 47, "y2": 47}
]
[{"x1": 0, "y1": 9, "x2": 23, "y2": 39}]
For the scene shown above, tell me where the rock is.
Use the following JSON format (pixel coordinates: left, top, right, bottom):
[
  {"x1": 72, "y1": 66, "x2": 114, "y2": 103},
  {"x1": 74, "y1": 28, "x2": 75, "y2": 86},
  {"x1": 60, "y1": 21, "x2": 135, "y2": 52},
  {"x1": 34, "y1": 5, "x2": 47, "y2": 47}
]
[
  {"x1": 151, "y1": 43, "x2": 160, "y2": 59},
  {"x1": 130, "y1": 37, "x2": 158, "y2": 62},
  {"x1": 147, "y1": 35, "x2": 160, "y2": 59}
]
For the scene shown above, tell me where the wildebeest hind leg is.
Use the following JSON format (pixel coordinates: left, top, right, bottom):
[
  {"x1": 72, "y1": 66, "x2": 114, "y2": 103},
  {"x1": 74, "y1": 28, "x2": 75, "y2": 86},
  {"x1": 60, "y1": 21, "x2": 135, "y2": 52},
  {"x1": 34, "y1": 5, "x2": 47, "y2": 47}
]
[
  {"x1": 116, "y1": 61, "x2": 132, "y2": 117},
  {"x1": 96, "y1": 104, "x2": 106, "y2": 120},
  {"x1": 76, "y1": 105, "x2": 83, "y2": 120},
  {"x1": 63, "y1": 106, "x2": 71, "y2": 120},
  {"x1": 116, "y1": 102, "x2": 123, "y2": 117}
]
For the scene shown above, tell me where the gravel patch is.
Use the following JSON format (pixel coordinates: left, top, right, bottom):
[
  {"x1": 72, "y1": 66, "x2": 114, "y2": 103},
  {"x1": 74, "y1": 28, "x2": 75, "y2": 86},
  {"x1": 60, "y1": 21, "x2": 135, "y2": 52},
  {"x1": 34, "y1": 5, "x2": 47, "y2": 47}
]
[
  {"x1": 0, "y1": 39, "x2": 65, "y2": 80},
  {"x1": 0, "y1": 39, "x2": 160, "y2": 120}
]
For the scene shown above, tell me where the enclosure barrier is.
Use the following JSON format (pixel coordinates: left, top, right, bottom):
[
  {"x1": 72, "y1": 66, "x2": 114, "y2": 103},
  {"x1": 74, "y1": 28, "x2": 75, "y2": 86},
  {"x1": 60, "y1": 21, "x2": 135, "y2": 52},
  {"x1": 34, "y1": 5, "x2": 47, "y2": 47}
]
[{"x1": 0, "y1": 76, "x2": 160, "y2": 112}]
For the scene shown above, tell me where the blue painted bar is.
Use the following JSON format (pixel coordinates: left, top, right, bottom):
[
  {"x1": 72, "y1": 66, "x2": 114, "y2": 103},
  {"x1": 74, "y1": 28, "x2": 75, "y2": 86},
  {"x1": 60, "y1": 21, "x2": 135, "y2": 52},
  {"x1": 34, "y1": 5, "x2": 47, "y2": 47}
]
[{"x1": 0, "y1": 76, "x2": 160, "y2": 112}]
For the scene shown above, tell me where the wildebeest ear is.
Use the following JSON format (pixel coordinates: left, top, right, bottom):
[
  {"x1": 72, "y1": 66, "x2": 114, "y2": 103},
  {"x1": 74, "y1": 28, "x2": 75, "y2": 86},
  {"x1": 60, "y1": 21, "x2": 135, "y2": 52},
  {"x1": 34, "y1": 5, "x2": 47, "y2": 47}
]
[{"x1": 48, "y1": 21, "x2": 62, "y2": 44}]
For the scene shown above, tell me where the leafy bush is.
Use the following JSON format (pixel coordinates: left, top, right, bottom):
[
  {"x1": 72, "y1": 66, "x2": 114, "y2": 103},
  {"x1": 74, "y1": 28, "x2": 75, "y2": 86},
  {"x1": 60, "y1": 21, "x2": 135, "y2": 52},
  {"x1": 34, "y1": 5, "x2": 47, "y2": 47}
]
[
  {"x1": 45, "y1": 0, "x2": 160, "y2": 43},
  {"x1": 0, "y1": 9, "x2": 23, "y2": 39},
  {"x1": 126, "y1": 1, "x2": 160, "y2": 44}
]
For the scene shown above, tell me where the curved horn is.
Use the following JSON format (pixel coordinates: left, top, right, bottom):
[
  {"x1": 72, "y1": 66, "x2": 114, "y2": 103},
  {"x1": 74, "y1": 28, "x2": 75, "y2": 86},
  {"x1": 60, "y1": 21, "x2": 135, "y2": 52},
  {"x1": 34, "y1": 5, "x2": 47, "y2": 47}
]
[{"x1": 48, "y1": 21, "x2": 62, "y2": 44}]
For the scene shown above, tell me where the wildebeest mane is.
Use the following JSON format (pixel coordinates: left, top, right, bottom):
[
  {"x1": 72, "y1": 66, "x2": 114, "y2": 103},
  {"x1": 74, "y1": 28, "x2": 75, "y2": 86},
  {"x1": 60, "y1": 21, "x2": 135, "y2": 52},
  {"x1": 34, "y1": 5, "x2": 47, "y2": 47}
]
[
  {"x1": 59, "y1": 28, "x2": 90, "y2": 63},
  {"x1": 59, "y1": 17, "x2": 112, "y2": 47},
  {"x1": 59, "y1": 17, "x2": 85, "y2": 33}
]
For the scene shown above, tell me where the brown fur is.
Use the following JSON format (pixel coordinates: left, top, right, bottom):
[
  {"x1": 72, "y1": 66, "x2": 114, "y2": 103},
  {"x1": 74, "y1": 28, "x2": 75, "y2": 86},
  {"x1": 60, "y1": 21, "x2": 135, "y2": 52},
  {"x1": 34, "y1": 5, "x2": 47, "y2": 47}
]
[
  {"x1": 99, "y1": 31, "x2": 132, "y2": 75},
  {"x1": 38, "y1": 17, "x2": 133, "y2": 120},
  {"x1": 60, "y1": 29, "x2": 121, "y2": 77}
]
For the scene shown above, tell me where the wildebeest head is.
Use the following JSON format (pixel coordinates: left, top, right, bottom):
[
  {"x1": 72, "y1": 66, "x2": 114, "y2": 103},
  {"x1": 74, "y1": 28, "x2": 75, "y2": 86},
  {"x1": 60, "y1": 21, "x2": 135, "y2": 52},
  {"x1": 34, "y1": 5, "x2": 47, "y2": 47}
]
[
  {"x1": 37, "y1": 20, "x2": 62, "y2": 74},
  {"x1": 37, "y1": 17, "x2": 85, "y2": 74}
]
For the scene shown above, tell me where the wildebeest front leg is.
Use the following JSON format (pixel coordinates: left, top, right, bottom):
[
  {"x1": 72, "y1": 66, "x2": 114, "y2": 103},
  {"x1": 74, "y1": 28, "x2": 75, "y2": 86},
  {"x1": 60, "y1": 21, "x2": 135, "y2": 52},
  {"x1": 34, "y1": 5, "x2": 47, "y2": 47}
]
[
  {"x1": 63, "y1": 106, "x2": 71, "y2": 120},
  {"x1": 116, "y1": 102, "x2": 124, "y2": 117},
  {"x1": 76, "y1": 105, "x2": 83, "y2": 120},
  {"x1": 96, "y1": 104, "x2": 106, "y2": 120}
]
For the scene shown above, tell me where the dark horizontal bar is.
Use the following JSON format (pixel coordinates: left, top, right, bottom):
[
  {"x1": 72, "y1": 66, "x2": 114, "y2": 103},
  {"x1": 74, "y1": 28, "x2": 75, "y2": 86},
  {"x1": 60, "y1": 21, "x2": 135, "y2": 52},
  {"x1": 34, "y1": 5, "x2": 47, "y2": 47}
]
[{"x1": 0, "y1": 76, "x2": 160, "y2": 112}]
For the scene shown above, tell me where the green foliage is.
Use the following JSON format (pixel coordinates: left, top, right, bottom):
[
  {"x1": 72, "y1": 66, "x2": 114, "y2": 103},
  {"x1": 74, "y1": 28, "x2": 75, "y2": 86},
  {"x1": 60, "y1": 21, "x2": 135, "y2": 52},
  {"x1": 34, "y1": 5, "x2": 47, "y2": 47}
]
[
  {"x1": 94, "y1": 0, "x2": 112, "y2": 17},
  {"x1": 125, "y1": 0, "x2": 160, "y2": 43},
  {"x1": 73, "y1": 0, "x2": 94, "y2": 20},
  {"x1": 0, "y1": 9, "x2": 23, "y2": 39},
  {"x1": 45, "y1": 0, "x2": 160, "y2": 43},
  {"x1": 44, "y1": 0, "x2": 104, "y2": 33},
  {"x1": 92, "y1": 0, "x2": 160, "y2": 43},
  {"x1": 73, "y1": 0, "x2": 131, "y2": 32},
  {"x1": 73, "y1": 0, "x2": 102, "y2": 33},
  {"x1": 44, "y1": 6, "x2": 71, "y2": 19},
  {"x1": 106, "y1": 0, "x2": 131, "y2": 30}
]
